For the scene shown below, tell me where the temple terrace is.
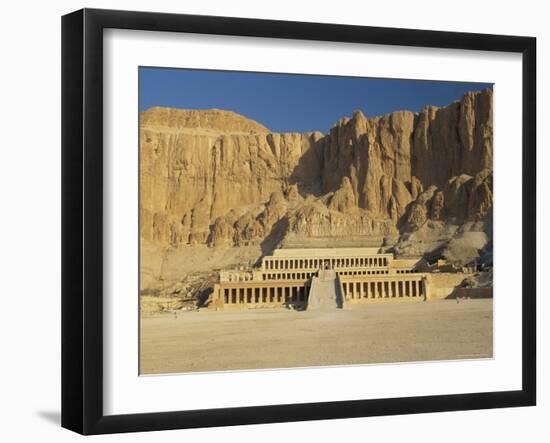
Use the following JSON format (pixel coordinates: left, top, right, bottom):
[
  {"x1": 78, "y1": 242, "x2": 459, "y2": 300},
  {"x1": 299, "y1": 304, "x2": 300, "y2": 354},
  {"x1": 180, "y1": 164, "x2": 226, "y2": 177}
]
[{"x1": 208, "y1": 248, "x2": 435, "y2": 310}]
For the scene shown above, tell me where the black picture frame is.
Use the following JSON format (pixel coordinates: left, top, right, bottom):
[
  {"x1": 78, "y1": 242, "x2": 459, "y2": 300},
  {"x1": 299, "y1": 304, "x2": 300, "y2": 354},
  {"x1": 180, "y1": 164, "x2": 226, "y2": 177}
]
[{"x1": 61, "y1": 8, "x2": 537, "y2": 435}]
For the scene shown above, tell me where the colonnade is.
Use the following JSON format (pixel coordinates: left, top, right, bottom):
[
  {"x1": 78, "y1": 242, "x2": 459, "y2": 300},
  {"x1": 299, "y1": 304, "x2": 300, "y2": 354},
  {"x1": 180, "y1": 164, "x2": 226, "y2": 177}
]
[
  {"x1": 338, "y1": 269, "x2": 389, "y2": 276},
  {"x1": 261, "y1": 269, "x2": 391, "y2": 281},
  {"x1": 262, "y1": 256, "x2": 390, "y2": 271},
  {"x1": 221, "y1": 284, "x2": 309, "y2": 306},
  {"x1": 262, "y1": 271, "x2": 315, "y2": 281},
  {"x1": 341, "y1": 278, "x2": 425, "y2": 301}
]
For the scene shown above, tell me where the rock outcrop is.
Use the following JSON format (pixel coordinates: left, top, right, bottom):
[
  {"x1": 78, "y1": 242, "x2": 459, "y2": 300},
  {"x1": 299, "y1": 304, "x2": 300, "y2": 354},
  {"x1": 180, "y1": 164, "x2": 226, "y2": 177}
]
[{"x1": 140, "y1": 89, "x2": 493, "y2": 263}]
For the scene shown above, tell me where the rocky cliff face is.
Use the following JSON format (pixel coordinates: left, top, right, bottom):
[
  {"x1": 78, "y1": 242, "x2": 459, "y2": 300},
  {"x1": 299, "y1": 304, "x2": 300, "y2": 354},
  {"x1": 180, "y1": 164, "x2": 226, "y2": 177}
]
[{"x1": 140, "y1": 89, "x2": 493, "y2": 261}]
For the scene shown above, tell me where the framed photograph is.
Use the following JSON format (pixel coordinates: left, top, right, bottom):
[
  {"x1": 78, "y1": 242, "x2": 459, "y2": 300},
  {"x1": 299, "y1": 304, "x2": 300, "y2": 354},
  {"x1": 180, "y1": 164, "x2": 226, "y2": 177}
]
[{"x1": 61, "y1": 8, "x2": 536, "y2": 435}]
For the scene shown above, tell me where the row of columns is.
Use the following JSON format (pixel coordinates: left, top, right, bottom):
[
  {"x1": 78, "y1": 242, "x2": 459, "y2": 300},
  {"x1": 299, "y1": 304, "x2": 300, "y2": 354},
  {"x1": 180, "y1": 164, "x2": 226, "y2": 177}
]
[
  {"x1": 222, "y1": 285, "x2": 309, "y2": 305},
  {"x1": 263, "y1": 272, "x2": 314, "y2": 281},
  {"x1": 263, "y1": 256, "x2": 389, "y2": 270},
  {"x1": 342, "y1": 279, "x2": 424, "y2": 300},
  {"x1": 262, "y1": 269, "x2": 397, "y2": 282},
  {"x1": 262, "y1": 269, "x2": 391, "y2": 281},
  {"x1": 338, "y1": 270, "x2": 389, "y2": 276}
]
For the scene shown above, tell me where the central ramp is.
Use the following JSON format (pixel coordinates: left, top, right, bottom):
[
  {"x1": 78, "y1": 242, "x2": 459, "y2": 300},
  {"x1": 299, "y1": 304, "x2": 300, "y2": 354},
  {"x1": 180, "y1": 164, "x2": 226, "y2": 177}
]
[{"x1": 307, "y1": 269, "x2": 344, "y2": 310}]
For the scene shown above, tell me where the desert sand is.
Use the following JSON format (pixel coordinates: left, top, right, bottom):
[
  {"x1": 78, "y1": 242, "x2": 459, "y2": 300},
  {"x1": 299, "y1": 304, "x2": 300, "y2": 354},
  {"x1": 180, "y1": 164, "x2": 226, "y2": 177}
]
[{"x1": 140, "y1": 299, "x2": 492, "y2": 375}]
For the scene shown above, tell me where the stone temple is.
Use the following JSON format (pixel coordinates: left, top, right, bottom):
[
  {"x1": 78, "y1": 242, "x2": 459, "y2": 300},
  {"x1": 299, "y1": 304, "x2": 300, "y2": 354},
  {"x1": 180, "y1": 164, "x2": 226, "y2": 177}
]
[{"x1": 209, "y1": 248, "x2": 429, "y2": 310}]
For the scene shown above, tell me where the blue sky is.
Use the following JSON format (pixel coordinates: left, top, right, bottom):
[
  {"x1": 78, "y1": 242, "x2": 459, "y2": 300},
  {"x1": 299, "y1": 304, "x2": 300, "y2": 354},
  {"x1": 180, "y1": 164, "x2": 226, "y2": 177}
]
[{"x1": 139, "y1": 67, "x2": 492, "y2": 133}]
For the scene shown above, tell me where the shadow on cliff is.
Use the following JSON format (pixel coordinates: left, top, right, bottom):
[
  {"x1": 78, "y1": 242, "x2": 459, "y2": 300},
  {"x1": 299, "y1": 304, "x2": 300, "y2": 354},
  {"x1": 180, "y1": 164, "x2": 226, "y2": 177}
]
[
  {"x1": 197, "y1": 286, "x2": 213, "y2": 308},
  {"x1": 288, "y1": 136, "x2": 326, "y2": 198},
  {"x1": 254, "y1": 218, "x2": 289, "y2": 267}
]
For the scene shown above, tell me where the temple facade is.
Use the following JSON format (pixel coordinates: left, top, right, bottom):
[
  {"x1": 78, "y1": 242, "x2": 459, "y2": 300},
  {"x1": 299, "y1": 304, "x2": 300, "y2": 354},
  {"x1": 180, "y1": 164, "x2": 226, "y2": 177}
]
[{"x1": 208, "y1": 248, "x2": 429, "y2": 310}]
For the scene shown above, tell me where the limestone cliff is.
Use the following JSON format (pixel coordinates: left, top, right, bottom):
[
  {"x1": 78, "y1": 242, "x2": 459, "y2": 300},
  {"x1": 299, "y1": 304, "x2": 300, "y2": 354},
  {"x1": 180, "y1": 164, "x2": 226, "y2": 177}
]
[{"x1": 140, "y1": 89, "x2": 493, "y2": 261}]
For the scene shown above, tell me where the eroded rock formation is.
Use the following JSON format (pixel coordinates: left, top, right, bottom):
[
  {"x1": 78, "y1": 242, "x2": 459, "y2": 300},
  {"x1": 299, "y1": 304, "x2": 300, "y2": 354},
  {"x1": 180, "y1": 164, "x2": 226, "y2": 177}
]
[{"x1": 140, "y1": 89, "x2": 493, "y2": 262}]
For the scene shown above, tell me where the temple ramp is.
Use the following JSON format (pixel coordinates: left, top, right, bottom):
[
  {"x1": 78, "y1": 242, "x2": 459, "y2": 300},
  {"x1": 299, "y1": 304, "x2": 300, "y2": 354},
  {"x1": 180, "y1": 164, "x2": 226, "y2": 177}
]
[{"x1": 307, "y1": 269, "x2": 344, "y2": 310}]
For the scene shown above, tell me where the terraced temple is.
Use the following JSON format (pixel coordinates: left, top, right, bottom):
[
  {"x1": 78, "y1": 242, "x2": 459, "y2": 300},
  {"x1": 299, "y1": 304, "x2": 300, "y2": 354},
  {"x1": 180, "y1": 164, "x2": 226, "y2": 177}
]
[{"x1": 209, "y1": 248, "x2": 428, "y2": 310}]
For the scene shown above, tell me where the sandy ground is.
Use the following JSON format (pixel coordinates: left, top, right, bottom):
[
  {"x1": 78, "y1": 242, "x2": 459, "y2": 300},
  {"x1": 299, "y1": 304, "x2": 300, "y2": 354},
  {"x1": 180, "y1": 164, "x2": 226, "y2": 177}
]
[{"x1": 140, "y1": 299, "x2": 492, "y2": 375}]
